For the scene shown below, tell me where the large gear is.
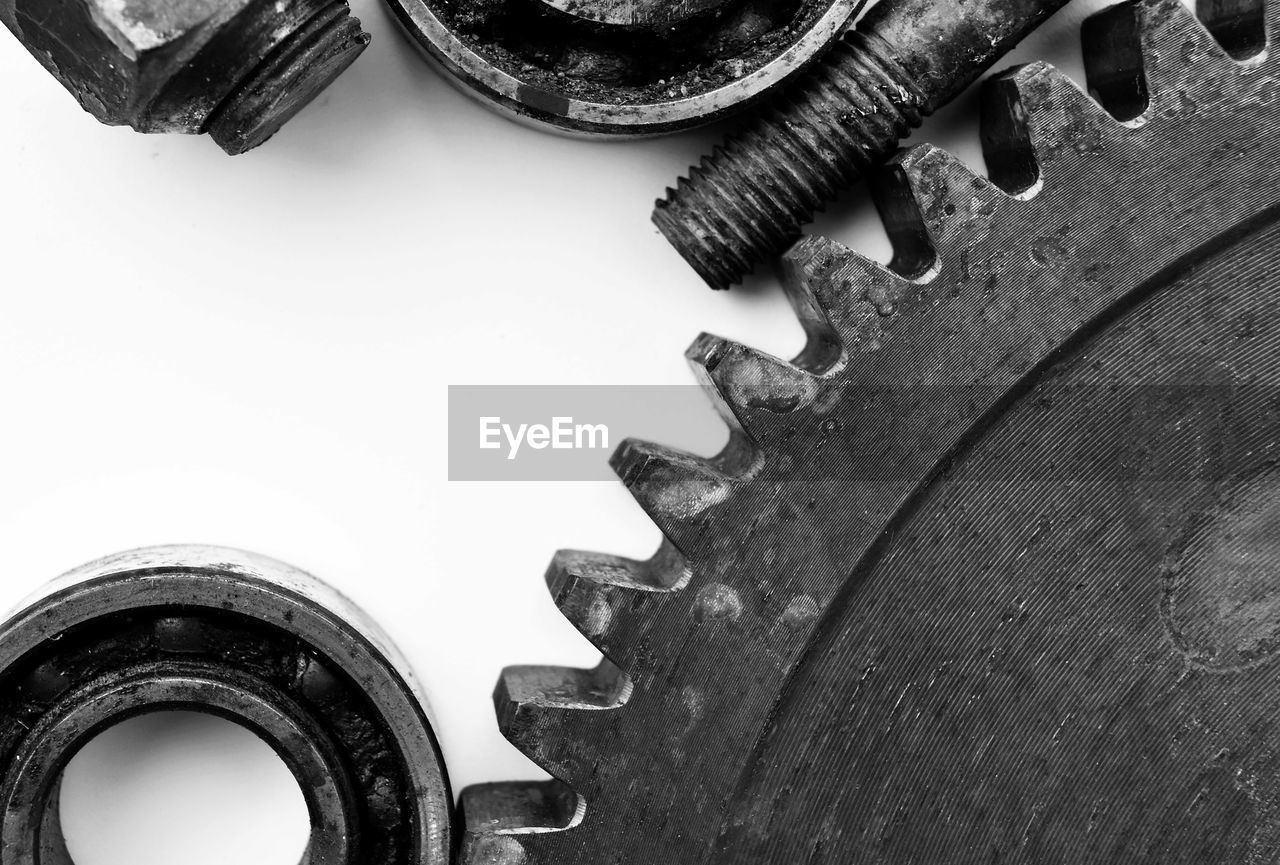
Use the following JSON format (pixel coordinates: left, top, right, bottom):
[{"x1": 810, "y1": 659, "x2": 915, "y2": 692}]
[{"x1": 462, "y1": 0, "x2": 1280, "y2": 862}]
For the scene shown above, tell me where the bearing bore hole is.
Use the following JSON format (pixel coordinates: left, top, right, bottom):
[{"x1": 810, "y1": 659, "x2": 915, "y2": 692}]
[{"x1": 59, "y1": 712, "x2": 310, "y2": 865}]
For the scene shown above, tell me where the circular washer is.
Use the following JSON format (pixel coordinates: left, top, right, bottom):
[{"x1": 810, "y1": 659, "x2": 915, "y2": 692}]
[
  {"x1": 385, "y1": 0, "x2": 864, "y2": 136},
  {"x1": 0, "y1": 546, "x2": 453, "y2": 864}
]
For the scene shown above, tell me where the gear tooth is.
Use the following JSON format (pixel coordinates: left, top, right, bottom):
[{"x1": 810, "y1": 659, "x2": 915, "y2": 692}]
[
  {"x1": 778, "y1": 236, "x2": 849, "y2": 372},
  {"x1": 498, "y1": 661, "x2": 630, "y2": 711},
  {"x1": 546, "y1": 548, "x2": 682, "y2": 665},
  {"x1": 496, "y1": 662, "x2": 629, "y2": 788},
  {"x1": 461, "y1": 779, "x2": 581, "y2": 837},
  {"x1": 1142, "y1": 0, "x2": 1260, "y2": 65},
  {"x1": 610, "y1": 439, "x2": 733, "y2": 551},
  {"x1": 981, "y1": 62, "x2": 1121, "y2": 195},
  {"x1": 459, "y1": 781, "x2": 582, "y2": 863},
  {"x1": 865, "y1": 151, "x2": 939, "y2": 284},
  {"x1": 782, "y1": 235, "x2": 912, "y2": 359},
  {"x1": 686, "y1": 332, "x2": 821, "y2": 441},
  {"x1": 883, "y1": 145, "x2": 1008, "y2": 257},
  {"x1": 463, "y1": 830, "x2": 572, "y2": 865},
  {"x1": 459, "y1": 832, "x2": 532, "y2": 865}
]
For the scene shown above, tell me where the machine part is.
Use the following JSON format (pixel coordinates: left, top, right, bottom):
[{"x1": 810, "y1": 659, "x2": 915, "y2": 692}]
[
  {"x1": 2, "y1": 0, "x2": 369, "y2": 154},
  {"x1": 0, "y1": 546, "x2": 453, "y2": 862},
  {"x1": 653, "y1": 0, "x2": 1074, "y2": 290},
  {"x1": 463, "y1": 1, "x2": 1280, "y2": 863},
  {"x1": 384, "y1": 0, "x2": 864, "y2": 137}
]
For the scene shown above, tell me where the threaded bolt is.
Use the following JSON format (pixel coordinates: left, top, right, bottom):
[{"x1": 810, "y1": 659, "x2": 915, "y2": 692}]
[{"x1": 654, "y1": 0, "x2": 1071, "y2": 290}]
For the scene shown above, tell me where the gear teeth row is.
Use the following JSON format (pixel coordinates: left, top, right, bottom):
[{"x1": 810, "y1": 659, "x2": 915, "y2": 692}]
[
  {"x1": 495, "y1": 661, "x2": 631, "y2": 790},
  {"x1": 610, "y1": 439, "x2": 736, "y2": 553},
  {"x1": 1084, "y1": 0, "x2": 1262, "y2": 123},
  {"x1": 778, "y1": 57, "x2": 1148, "y2": 358},
  {"x1": 779, "y1": 0, "x2": 1265, "y2": 362},
  {"x1": 547, "y1": 546, "x2": 687, "y2": 668},
  {"x1": 772, "y1": 62, "x2": 1121, "y2": 384}
]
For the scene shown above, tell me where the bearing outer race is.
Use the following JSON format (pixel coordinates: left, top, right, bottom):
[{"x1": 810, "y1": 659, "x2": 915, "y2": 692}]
[{"x1": 383, "y1": 0, "x2": 863, "y2": 137}]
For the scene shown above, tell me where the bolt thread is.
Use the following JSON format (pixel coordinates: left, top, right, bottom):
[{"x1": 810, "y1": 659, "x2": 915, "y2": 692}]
[
  {"x1": 205, "y1": 0, "x2": 369, "y2": 154},
  {"x1": 653, "y1": 31, "x2": 925, "y2": 290}
]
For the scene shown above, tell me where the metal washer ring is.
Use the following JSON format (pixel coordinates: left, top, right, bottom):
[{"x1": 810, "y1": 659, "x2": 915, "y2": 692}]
[{"x1": 0, "y1": 546, "x2": 453, "y2": 864}]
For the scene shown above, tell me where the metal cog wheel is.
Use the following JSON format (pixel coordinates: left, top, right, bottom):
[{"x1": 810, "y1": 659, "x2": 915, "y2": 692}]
[{"x1": 463, "y1": 1, "x2": 1280, "y2": 862}]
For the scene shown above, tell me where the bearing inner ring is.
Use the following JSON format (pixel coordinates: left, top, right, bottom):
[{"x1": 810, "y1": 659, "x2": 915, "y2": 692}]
[{"x1": 0, "y1": 547, "x2": 453, "y2": 865}]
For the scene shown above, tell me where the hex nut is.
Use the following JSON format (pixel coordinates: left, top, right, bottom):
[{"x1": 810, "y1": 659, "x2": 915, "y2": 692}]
[{"x1": 3, "y1": 0, "x2": 370, "y2": 153}]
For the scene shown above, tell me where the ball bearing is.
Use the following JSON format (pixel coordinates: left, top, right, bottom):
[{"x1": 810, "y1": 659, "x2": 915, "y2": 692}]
[{"x1": 0, "y1": 546, "x2": 453, "y2": 864}]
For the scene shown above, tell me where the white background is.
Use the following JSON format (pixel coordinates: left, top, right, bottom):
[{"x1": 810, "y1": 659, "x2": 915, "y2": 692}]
[{"x1": 0, "y1": 0, "x2": 1187, "y2": 861}]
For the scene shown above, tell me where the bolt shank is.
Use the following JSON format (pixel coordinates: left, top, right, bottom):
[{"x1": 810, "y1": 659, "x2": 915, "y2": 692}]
[{"x1": 864, "y1": 0, "x2": 1071, "y2": 108}]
